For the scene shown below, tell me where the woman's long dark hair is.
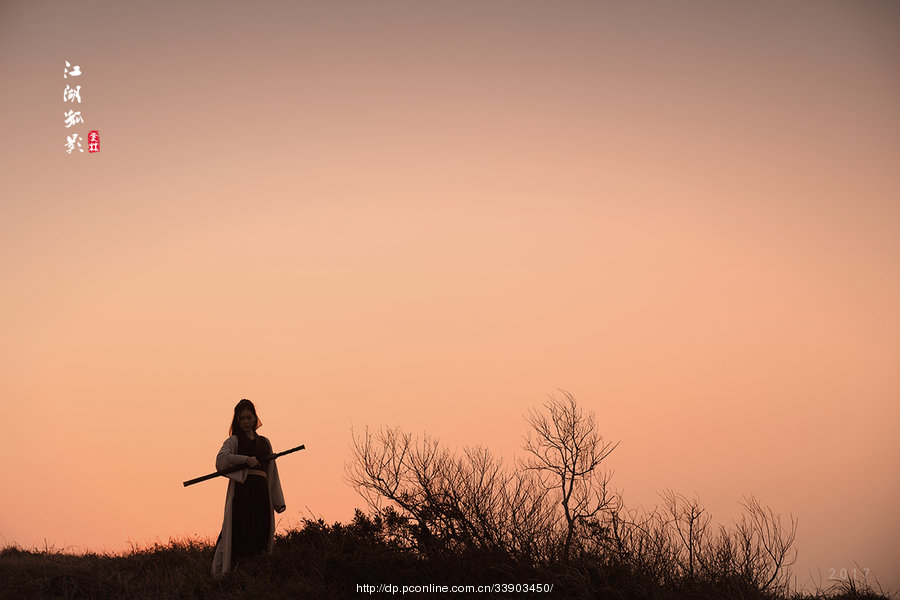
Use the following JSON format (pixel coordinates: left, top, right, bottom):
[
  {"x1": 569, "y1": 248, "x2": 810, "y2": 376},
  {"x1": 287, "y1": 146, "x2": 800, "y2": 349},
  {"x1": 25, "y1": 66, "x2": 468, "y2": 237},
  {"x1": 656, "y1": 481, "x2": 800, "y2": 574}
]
[{"x1": 229, "y1": 398, "x2": 262, "y2": 436}]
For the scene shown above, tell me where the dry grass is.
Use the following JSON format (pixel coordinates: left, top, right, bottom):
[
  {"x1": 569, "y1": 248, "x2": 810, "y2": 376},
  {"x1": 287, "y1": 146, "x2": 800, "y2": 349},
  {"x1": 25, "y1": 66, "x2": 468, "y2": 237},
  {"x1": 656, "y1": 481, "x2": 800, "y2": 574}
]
[{"x1": 1, "y1": 516, "x2": 892, "y2": 600}]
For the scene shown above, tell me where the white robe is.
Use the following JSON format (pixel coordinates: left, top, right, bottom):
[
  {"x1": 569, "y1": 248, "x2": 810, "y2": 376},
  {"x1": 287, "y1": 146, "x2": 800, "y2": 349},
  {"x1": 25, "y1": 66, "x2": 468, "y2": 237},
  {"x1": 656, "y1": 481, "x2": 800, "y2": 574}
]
[{"x1": 211, "y1": 434, "x2": 286, "y2": 576}]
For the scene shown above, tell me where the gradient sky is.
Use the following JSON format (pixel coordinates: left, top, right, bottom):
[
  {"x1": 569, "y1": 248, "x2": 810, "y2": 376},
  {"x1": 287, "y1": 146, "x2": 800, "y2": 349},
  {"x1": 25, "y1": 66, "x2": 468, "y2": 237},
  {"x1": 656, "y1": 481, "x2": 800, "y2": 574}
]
[{"x1": 1, "y1": 0, "x2": 898, "y2": 592}]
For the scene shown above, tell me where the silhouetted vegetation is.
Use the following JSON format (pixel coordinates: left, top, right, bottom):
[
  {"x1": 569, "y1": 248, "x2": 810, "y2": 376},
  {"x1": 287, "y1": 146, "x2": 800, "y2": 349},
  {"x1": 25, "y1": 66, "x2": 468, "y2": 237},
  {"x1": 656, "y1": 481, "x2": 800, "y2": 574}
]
[
  {"x1": 0, "y1": 515, "x2": 891, "y2": 599},
  {"x1": 1, "y1": 392, "x2": 892, "y2": 599}
]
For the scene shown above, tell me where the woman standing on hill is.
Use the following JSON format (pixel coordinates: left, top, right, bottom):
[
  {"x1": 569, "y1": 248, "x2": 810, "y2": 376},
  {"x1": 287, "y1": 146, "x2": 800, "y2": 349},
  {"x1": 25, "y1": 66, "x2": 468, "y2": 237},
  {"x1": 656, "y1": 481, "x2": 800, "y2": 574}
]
[{"x1": 212, "y1": 399, "x2": 286, "y2": 576}]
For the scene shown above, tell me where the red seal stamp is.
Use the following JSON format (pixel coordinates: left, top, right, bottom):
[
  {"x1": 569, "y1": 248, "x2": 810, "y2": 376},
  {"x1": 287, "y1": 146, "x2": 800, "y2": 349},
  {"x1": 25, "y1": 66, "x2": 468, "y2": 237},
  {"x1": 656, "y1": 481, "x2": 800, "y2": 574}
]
[{"x1": 88, "y1": 130, "x2": 100, "y2": 153}]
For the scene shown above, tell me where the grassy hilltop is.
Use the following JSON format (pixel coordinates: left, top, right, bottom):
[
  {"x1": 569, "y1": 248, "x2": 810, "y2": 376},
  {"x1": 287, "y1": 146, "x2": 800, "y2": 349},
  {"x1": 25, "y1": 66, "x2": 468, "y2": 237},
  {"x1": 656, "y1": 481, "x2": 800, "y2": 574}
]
[
  {"x1": 0, "y1": 513, "x2": 891, "y2": 600},
  {"x1": 5, "y1": 396, "x2": 892, "y2": 599}
]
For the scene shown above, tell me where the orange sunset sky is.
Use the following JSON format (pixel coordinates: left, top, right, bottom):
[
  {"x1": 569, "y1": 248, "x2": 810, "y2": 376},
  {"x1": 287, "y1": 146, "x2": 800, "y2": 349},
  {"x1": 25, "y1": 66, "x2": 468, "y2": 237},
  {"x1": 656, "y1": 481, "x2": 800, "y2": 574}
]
[{"x1": 1, "y1": 0, "x2": 898, "y2": 592}]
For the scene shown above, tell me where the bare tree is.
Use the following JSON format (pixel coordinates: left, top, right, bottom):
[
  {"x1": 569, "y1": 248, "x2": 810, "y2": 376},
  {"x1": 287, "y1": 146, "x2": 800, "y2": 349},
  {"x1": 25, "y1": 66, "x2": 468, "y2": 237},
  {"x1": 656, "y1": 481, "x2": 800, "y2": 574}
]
[
  {"x1": 661, "y1": 490, "x2": 712, "y2": 580},
  {"x1": 345, "y1": 399, "x2": 798, "y2": 596},
  {"x1": 346, "y1": 425, "x2": 556, "y2": 559},
  {"x1": 732, "y1": 495, "x2": 798, "y2": 595},
  {"x1": 523, "y1": 390, "x2": 620, "y2": 560}
]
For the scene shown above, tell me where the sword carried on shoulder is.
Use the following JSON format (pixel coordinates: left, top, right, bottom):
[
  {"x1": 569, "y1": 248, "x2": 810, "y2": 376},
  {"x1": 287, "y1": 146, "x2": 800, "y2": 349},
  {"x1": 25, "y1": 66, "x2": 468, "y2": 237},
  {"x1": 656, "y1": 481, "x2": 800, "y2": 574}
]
[{"x1": 183, "y1": 443, "x2": 305, "y2": 487}]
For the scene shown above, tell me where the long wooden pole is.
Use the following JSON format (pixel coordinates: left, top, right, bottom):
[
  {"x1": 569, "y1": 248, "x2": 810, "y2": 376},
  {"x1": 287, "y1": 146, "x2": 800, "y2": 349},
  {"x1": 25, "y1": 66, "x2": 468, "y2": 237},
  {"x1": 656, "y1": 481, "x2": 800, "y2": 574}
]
[{"x1": 182, "y1": 443, "x2": 305, "y2": 487}]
